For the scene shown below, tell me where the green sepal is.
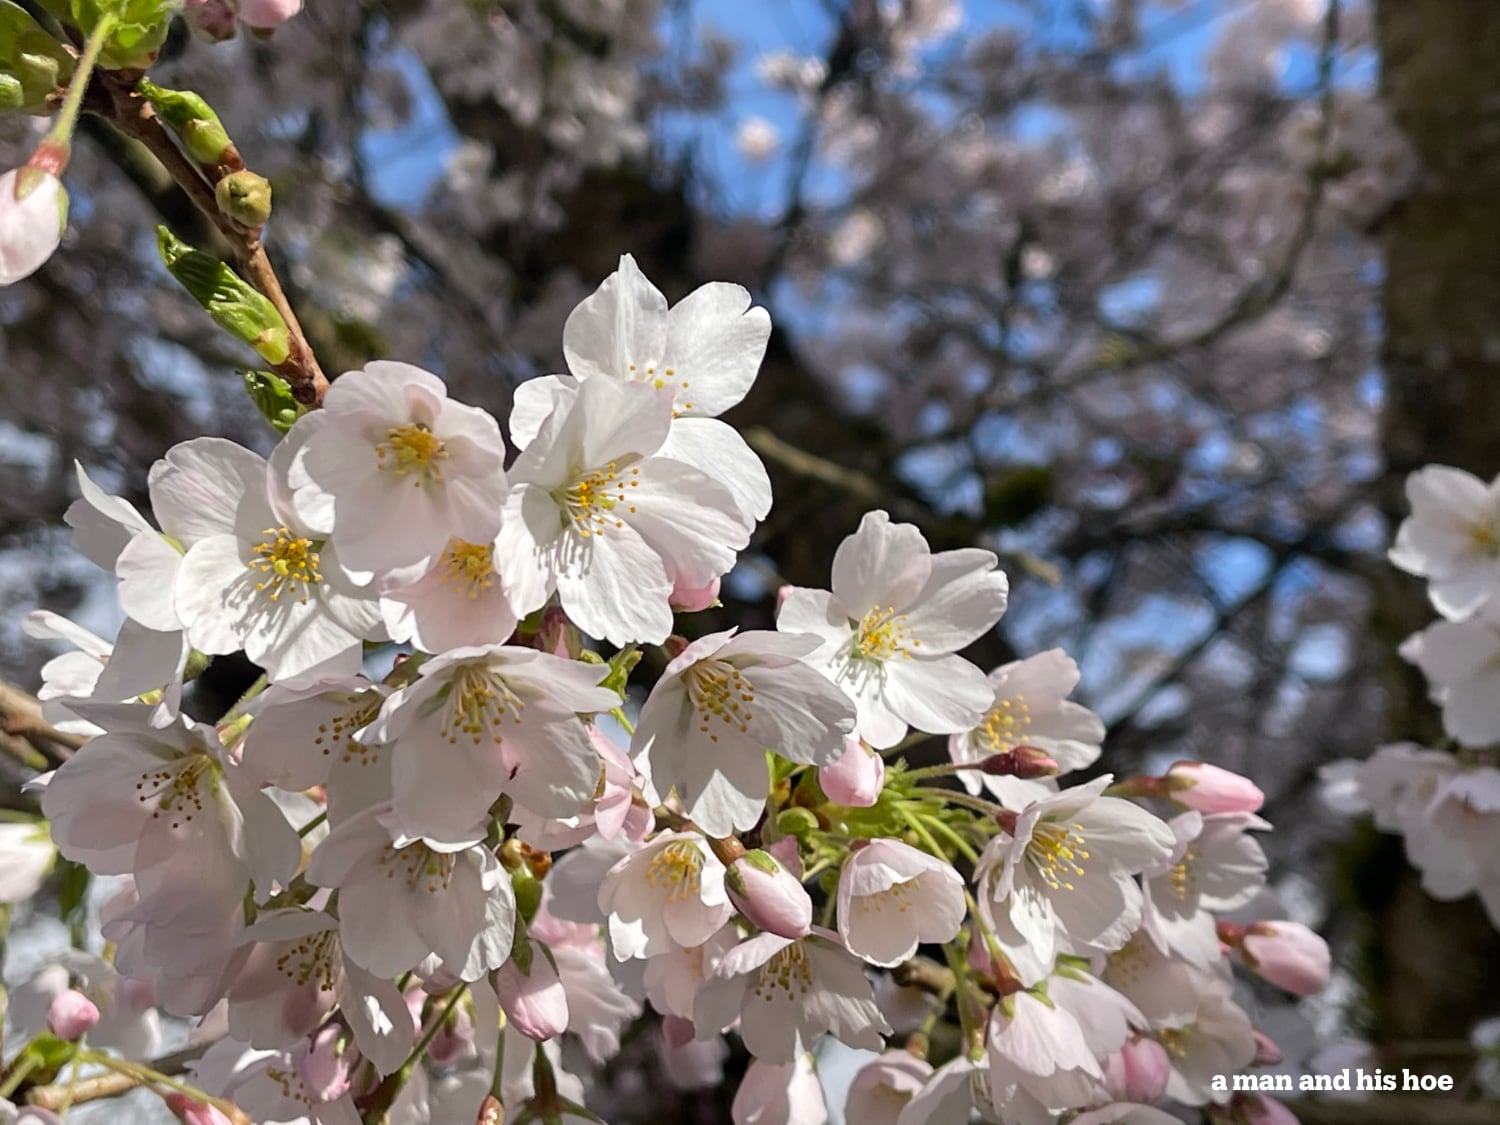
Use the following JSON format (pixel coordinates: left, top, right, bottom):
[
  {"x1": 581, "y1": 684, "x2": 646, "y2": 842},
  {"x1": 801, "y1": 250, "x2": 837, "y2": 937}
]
[
  {"x1": 243, "y1": 370, "x2": 301, "y2": 433},
  {"x1": 67, "y1": 0, "x2": 179, "y2": 70},
  {"x1": 157, "y1": 226, "x2": 290, "y2": 364},
  {"x1": 600, "y1": 644, "x2": 639, "y2": 697},
  {"x1": 137, "y1": 79, "x2": 232, "y2": 164},
  {"x1": 0, "y1": 1, "x2": 75, "y2": 111}
]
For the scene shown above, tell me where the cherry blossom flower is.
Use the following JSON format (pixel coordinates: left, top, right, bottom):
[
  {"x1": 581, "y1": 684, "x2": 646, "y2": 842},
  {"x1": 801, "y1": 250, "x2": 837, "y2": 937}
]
[
  {"x1": 304, "y1": 801, "x2": 515, "y2": 980},
  {"x1": 632, "y1": 628, "x2": 856, "y2": 834},
  {"x1": 1140, "y1": 811, "x2": 1268, "y2": 967},
  {"x1": 367, "y1": 644, "x2": 617, "y2": 845},
  {"x1": 0, "y1": 168, "x2": 64, "y2": 286},
  {"x1": 378, "y1": 534, "x2": 520, "y2": 652},
  {"x1": 975, "y1": 777, "x2": 1176, "y2": 984},
  {"x1": 290, "y1": 362, "x2": 509, "y2": 577},
  {"x1": 530, "y1": 903, "x2": 642, "y2": 1063},
  {"x1": 819, "y1": 736, "x2": 885, "y2": 806},
  {"x1": 173, "y1": 435, "x2": 384, "y2": 685},
  {"x1": 598, "y1": 830, "x2": 734, "y2": 959},
  {"x1": 509, "y1": 254, "x2": 774, "y2": 523},
  {"x1": 645, "y1": 925, "x2": 739, "y2": 1019},
  {"x1": 0, "y1": 820, "x2": 54, "y2": 904},
  {"x1": 497, "y1": 377, "x2": 751, "y2": 644},
  {"x1": 777, "y1": 510, "x2": 1008, "y2": 748},
  {"x1": 1389, "y1": 465, "x2": 1500, "y2": 620},
  {"x1": 949, "y1": 649, "x2": 1104, "y2": 806},
  {"x1": 228, "y1": 908, "x2": 414, "y2": 1076},
  {"x1": 1401, "y1": 612, "x2": 1500, "y2": 746},
  {"x1": 693, "y1": 928, "x2": 890, "y2": 1062},
  {"x1": 836, "y1": 838, "x2": 966, "y2": 966}
]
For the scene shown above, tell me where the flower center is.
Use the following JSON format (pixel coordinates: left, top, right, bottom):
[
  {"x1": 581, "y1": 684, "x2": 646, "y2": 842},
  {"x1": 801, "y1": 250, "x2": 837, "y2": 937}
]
[
  {"x1": 274, "y1": 928, "x2": 340, "y2": 991},
  {"x1": 684, "y1": 659, "x2": 755, "y2": 742},
  {"x1": 134, "y1": 752, "x2": 218, "y2": 830},
  {"x1": 1026, "y1": 820, "x2": 1089, "y2": 891},
  {"x1": 852, "y1": 606, "x2": 920, "y2": 661},
  {"x1": 313, "y1": 693, "x2": 384, "y2": 767},
  {"x1": 557, "y1": 461, "x2": 639, "y2": 538},
  {"x1": 440, "y1": 665, "x2": 526, "y2": 745},
  {"x1": 1468, "y1": 515, "x2": 1500, "y2": 558},
  {"x1": 977, "y1": 695, "x2": 1030, "y2": 752},
  {"x1": 859, "y1": 875, "x2": 922, "y2": 914},
  {"x1": 377, "y1": 423, "x2": 448, "y2": 484},
  {"x1": 1157, "y1": 1026, "x2": 1191, "y2": 1059},
  {"x1": 250, "y1": 527, "x2": 323, "y2": 603},
  {"x1": 380, "y1": 842, "x2": 457, "y2": 894},
  {"x1": 753, "y1": 943, "x2": 813, "y2": 1000},
  {"x1": 646, "y1": 842, "x2": 705, "y2": 903},
  {"x1": 439, "y1": 540, "x2": 498, "y2": 598}
]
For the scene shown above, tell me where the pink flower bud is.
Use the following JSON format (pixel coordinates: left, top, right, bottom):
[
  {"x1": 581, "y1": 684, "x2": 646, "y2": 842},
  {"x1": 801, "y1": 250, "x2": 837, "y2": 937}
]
[
  {"x1": 47, "y1": 988, "x2": 99, "y2": 1040},
  {"x1": 495, "y1": 945, "x2": 570, "y2": 1041},
  {"x1": 1234, "y1": 1093, "x2": 1301, "y2": 1125},
  {"x1": 1, "y1": 168, "x2": 66, "y2": 287},
  {"x1": 233, "y1": 0, "x2": 302, "y2": 29},
  {"x1": 1253, "y1": 1030, "x2": 1284, "y2": 1066},
  {"x1": 1101, "y1": 1035, "x2": 1170, "y2": 1104},
  {"x1": 1240, "y1": 921, "x2": 1330, "y2": 996},
  {"x1": 298, "y1": 1024, "x2": 353, "y2": 1102},
  {"x1": 727, "y1": 849, "x2": 812, "y2": 939},
  {"x1": 819, "y1": 737, "x2": 884, "y2": 807},
  {"x1": 670, "y1": 577, "x2": 720, "y2": 612},
  {"x1": 165, "y1": 1095, "x2": 234, "y2": 1125},
  {"x1": 1166, "y1": 761, "x2": 1264, "y2": 814}
]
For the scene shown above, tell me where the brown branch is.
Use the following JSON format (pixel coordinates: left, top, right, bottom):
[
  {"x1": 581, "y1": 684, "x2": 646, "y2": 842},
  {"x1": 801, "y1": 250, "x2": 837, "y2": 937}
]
[
  {"x1": 0, "y1": 680, "x2": 85, "y2": 762},
  {"x1": 90, "y1": 73, "x2": 330, "y2": 407}
]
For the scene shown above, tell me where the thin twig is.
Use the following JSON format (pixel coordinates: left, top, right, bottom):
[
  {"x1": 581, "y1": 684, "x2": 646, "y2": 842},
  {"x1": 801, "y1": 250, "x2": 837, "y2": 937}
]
[{"x1": 90, "y1": 73, "x2": 330, "y2": 406}]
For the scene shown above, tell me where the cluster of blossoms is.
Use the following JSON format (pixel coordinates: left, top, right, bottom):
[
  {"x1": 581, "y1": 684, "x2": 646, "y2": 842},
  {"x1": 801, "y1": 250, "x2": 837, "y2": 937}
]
[
  {"x1": 1324, "y1": 466, "x2": 1500, "y2": 924},
  {"x1": 3, "y1": 256, "x2": 1329, "y2": 1125}
]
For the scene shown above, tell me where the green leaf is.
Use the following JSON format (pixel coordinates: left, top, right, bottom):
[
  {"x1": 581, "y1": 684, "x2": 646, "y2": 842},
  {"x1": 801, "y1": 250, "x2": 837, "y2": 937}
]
[
  {"x1": 0, "y1": 1, "x2": 76, "y2": 111},
  {"x1": 157, "y1": 227, "x2": 290, "y2": 364},
  {"x1": 243, "y1": 370, "x2": 301, "y2": 433}
]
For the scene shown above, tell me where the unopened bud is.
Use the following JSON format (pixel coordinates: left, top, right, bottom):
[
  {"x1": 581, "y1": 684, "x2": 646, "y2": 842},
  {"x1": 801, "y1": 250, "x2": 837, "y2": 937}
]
[
  {"x1": 0, "y1": 166, "x2": 66, "y2": 286},
  {"x1": 495, "y1": 945, "x2": 569, "y2": 1041},
  {"x1": 979, "y1": 745, "x2": 1059, "y2": 779},
  {"x1": 236, "y1": 0, "x2": 303, "y2": 30},
  {"x1": 157, "y1": 226, "x2": 290, "y2": 363},
  {"x1": 1239, "y1": 921, "x2": 1330, "y2": 997},
  {"x1": 670, "y1": 576, "x2": 720, "y2": 612},
  {"x1": 819, "y1": 736, "x2": 884, "y2": 807},
  {"x1": 138, "y1": 80, "x2": 235, "y2": 166},
  {"x1": 1101, "y1": 1035, "x2": 1170, "y2": 1104},
  {"x1": 243, "y1": 370, "x2": 300, "y2": 433},
  {"x1": 477, "y1": 1095, "x2": 503, "y2": 1125},
  {"x1": 726, "y1": 849, "x2": 813, "y2": 938},
  {"x1": 1252, "y1": 1030, "x2": 1283, "y2": 1066},
  {"x1": 215, "y1": 170, "x2": 272, "y2": 228},
  {"x1": 47, "y1": 988, "x2": 99, "y2": 1040},
  {"x1": 1166, "y1": 761, "x2": 1264, "y2": 814}
]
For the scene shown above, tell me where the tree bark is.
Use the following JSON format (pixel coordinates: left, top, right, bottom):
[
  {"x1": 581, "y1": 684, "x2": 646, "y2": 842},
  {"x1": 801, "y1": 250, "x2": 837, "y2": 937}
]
[{"x1": 1367, "y1": 0, "x2": 1500, "y2": 1047}]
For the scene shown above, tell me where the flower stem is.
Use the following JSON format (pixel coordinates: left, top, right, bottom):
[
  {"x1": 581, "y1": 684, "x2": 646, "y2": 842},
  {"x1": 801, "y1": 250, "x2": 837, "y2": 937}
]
[{"x1": 37, "y1": 15, "x2": 117, "y2": 169}]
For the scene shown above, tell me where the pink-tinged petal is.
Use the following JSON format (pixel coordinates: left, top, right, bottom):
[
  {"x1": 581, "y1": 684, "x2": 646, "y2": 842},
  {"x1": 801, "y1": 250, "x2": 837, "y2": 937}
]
[
  {"x1": 65, "y1": 462, "x2": 153, "y2": 569},
  {"x1": 116, "y1": 533, "x2": 186, "y2": 632},
  {"x1": 509, "y1": 374, "x2": 578, "y2": 450},
  {"x1": 658, "y1": 416, "x2": 772, "y2": 523},
  {"x1": 832, "y1": 510, "x2": 932, "y2": 615},
  {"x1": 625, "y1": 457, "x2": 749, "y2": 587},
  {"x1": 903, "y1": 548, "x2": 1010, "y2": 652},
  {"x1": 881, "y1": 655, "x2": 996, "y2": 735},
  {"x1": 660, "y1": 282, "x2": 771, "y2": 417},
  {"x1": 553, "y1": 523, "x2": 674, "y2": 645},
  {"x1": 149, "y1": 438, "x2": 266, "y2": 547},
  {"x1": 563, "y1": 253, "x2": 669, "y2": 383}
]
